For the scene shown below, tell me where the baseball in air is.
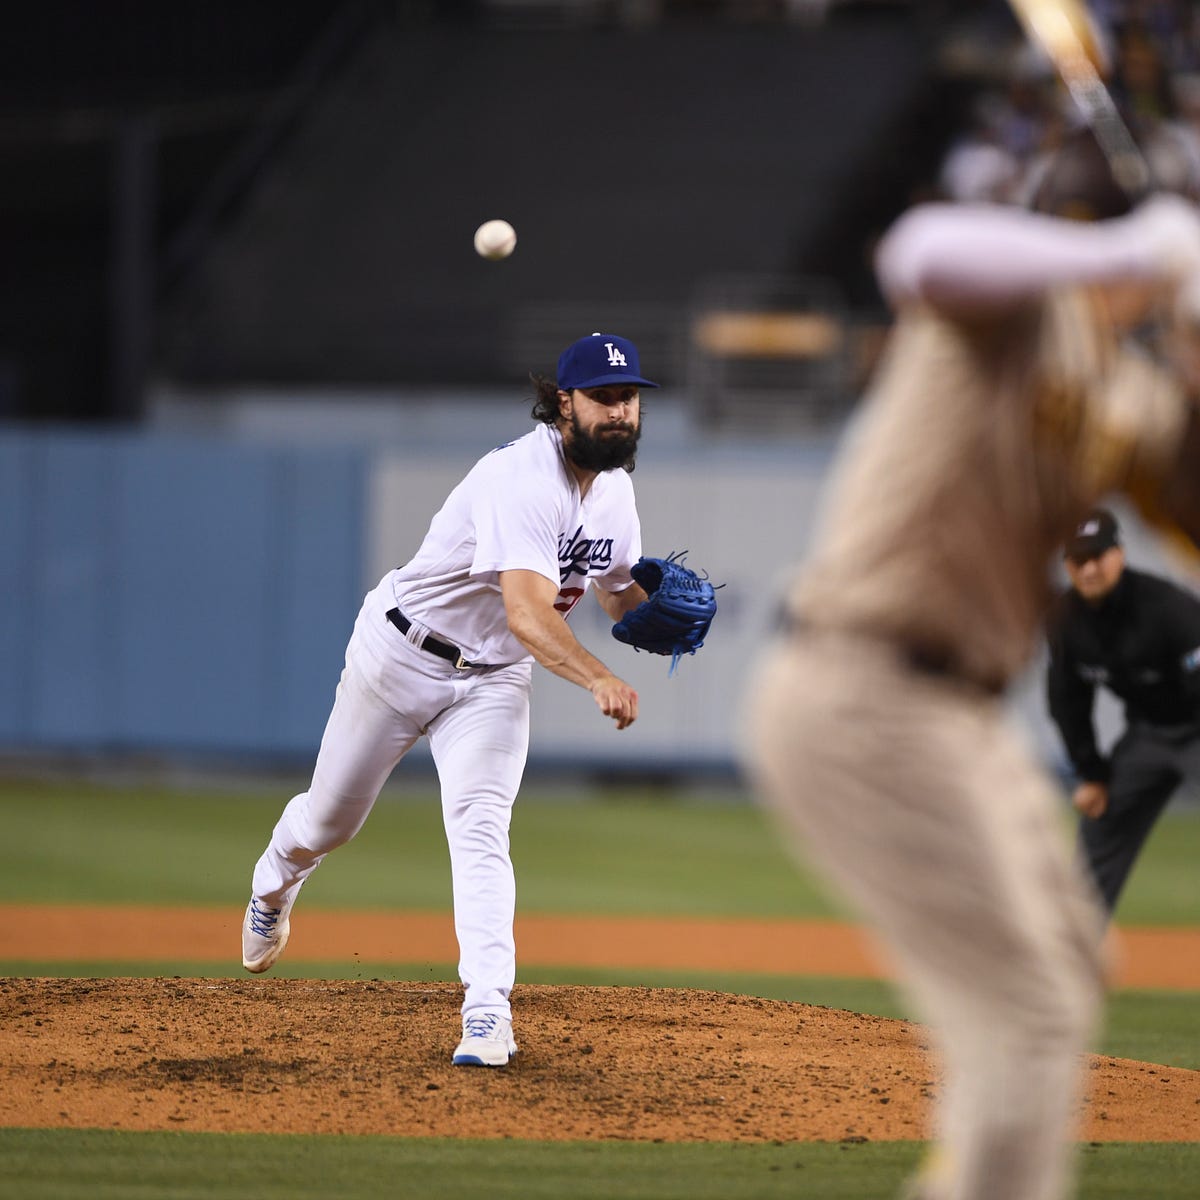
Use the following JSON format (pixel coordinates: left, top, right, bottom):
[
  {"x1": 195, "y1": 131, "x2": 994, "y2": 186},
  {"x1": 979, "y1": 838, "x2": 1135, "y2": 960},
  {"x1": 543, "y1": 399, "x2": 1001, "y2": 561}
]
[{"x1": 473, "y1": 218, "x2": 517, "y2": 260}]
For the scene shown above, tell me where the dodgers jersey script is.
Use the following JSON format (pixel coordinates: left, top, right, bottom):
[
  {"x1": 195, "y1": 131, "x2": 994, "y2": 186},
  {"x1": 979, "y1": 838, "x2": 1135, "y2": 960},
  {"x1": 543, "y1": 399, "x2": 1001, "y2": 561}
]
[
  {"x1": 244, "y1": 327, "x2": 671, "y2": 1071},
  {"x1": 391, "y1": 423, "x2": 641, "y2": 663}
]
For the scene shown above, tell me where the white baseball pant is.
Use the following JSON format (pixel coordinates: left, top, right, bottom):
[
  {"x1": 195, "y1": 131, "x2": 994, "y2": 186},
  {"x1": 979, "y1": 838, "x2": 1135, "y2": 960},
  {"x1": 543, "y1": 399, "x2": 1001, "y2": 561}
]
[{"x1": 251, "y1": 580, "x2": 534, "y2": 1018}]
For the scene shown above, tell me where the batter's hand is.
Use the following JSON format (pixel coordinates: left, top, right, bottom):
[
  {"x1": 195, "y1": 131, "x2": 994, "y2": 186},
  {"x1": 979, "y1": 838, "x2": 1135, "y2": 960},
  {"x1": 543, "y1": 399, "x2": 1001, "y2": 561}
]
[
  {"x1": 1072, "y1": 781, "x2": 1109, "y2": 819},
  {"x1": 590, "y1": 673, "x2": 639, "y2": 730}
]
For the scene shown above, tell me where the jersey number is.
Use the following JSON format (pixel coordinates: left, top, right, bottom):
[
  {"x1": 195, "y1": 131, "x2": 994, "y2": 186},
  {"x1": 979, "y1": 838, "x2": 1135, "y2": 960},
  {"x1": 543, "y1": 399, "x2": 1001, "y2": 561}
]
[{"x1": 554, "y1": 587, "x2": 584, "y2": 615}]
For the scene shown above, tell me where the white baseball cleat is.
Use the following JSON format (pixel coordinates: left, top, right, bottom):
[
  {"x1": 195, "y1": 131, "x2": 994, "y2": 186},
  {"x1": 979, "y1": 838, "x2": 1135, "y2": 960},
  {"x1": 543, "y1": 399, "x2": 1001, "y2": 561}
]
[
  {"x1": 241, "y1": 896, "x2": 291, "y2": 974},
  {"x1": 452, "y1": 1013, "x2": 518, "y2": 1067}
]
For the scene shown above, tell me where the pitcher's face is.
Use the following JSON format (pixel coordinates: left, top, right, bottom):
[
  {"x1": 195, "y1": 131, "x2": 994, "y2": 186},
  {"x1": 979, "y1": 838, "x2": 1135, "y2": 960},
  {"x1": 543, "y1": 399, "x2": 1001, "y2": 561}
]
[{"x1": 559, "y1": 386, "x2": 642, "y2": 472}]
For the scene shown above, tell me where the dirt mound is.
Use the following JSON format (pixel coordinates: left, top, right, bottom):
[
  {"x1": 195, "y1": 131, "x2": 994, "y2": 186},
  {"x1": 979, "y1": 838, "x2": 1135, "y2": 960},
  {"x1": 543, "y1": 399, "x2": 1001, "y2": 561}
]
[{"x1": 2, "y1": 978, "x2": 1195, "y2": 1143}]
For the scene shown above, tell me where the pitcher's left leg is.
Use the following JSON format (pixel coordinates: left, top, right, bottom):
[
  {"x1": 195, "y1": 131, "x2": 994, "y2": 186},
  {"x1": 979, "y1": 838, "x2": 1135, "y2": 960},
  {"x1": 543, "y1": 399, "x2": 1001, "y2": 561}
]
[{"x1": 244, "y1": 658, "x2": 423, "y2": 973}]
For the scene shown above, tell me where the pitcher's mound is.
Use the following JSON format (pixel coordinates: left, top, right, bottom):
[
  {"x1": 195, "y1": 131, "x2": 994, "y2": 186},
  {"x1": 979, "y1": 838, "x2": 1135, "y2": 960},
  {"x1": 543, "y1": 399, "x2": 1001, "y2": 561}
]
[{"x1": 1, "y1": 978, "x2": 1194, "y2": 1142}]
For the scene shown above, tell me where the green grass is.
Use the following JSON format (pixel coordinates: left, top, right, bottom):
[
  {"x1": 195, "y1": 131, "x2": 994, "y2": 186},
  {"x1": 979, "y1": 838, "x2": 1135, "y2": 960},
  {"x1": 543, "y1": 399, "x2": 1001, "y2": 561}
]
[
  {"x1": 1108, "y1": 804, "x2": 1200, "y2": 923},
  {"x1": 1100, "y1": 990, "x2": 1200, "y2": 1069},
  {"x1": 0, "y1": 778, "x2": 844, "y2": 916},
  {"x1": 2, "y1": 780, "x2": 1198, "y2": 1070},
  {"x1": 2, "y1": 778, "x2": 1197, "y2": 1198},
  {"x1": 0, "y1": 1131, "x2": 914, "y2": 1200},
  {"x1": 2, "y1": 777, "x2": 1198, "y2": 922},
  {"x1": 0, "y1": 1130, "x2": 1196, "y2": 1200}
]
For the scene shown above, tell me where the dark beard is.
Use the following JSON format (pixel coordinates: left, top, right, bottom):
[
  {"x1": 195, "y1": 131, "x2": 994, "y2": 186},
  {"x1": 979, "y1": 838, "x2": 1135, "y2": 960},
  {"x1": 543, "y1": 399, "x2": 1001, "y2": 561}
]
[{"x1": 564, "y1": 412, "x2": 641, "y2": 473}]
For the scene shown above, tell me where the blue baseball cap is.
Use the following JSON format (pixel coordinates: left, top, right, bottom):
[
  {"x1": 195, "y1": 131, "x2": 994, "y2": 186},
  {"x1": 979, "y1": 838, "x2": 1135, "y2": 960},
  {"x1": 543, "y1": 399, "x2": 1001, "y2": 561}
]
[{"x1": 556, "y1": 332, "x2": 659, "y2": 391}]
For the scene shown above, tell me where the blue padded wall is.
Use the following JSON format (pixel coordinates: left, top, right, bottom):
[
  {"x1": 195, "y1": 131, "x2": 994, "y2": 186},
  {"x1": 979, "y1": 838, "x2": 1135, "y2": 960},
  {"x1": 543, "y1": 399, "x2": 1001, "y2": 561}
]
[{"x1": 0, "y1": 429, "x2": 364, "y2": 759}]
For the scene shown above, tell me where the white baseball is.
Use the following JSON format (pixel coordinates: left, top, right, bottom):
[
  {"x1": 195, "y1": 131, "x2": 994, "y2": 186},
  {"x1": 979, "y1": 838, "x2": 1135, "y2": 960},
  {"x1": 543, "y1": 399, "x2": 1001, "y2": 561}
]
[{"x1": 473, "y1": 218, "x2": 517, "y2": 260}]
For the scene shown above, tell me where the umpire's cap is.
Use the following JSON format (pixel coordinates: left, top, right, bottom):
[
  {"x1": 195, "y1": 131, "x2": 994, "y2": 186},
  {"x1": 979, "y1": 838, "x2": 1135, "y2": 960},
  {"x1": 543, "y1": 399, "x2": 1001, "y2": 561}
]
[
  {"x1": 1065, "y1": 508, "x2": 1121, "y2": 561},
  {"x1": 557, "y1": 333, "x2": 659, "y2": 391}
]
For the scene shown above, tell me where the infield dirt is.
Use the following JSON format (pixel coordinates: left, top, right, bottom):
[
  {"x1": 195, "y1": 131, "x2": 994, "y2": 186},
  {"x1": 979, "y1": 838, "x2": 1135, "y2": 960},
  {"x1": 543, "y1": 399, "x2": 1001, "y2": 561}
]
[
  {"x1": 3, "y1": 904, "x2": 1198, "y2": 1142},
  {"x1": 2, "y1": 975, "x2": 1197, "y2": 1144}
]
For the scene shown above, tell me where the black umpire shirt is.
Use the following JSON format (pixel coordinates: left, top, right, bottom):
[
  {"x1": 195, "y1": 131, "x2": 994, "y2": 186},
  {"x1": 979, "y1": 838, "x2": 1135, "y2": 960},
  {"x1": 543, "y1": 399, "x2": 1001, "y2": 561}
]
[{"x1": 1046, "y1": 567, "x2": 1200, "y2": 784}]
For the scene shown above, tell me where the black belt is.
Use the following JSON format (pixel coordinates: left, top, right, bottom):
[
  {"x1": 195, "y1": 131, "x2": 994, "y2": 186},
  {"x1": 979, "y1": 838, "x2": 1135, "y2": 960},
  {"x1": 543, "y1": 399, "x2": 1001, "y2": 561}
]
[
  {"x1": 386, "y1": 608, "x2": 482, "y2": 670},
  {"x1": 903, "y1": 643, "x2": 1006, "y2": 696},
  {"x1": 784, "y1": 613, "x2": 1006, "y2": 696}
]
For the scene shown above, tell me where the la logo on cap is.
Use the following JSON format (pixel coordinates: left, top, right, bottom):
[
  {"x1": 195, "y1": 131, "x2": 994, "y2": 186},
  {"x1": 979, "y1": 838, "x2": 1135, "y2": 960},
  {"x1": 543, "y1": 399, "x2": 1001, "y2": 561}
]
[{"x1": 556, "y1": 331, "x2": 659, "y2": 392}]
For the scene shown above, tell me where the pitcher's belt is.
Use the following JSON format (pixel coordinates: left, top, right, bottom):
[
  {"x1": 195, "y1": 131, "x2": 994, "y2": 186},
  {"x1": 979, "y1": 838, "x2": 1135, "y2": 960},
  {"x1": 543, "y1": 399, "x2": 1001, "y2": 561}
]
[{"x1": 386, "y1": 607, "x2": 484, "y2": 670}]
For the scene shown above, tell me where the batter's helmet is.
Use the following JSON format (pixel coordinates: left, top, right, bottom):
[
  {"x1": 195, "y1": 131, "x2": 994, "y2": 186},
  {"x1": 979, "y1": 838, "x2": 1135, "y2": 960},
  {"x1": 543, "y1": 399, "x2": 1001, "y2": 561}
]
[
  {"x1": 1026, "y1": 126, "x2": 1137, "y2": 221},
  {"x1": 1026, "y1": 120, "x2": 1200, "y2": 220}
]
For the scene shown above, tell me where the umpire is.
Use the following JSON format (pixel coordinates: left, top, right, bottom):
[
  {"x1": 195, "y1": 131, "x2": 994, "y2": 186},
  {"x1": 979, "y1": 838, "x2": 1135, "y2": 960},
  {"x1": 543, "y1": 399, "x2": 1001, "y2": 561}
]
[{"x1": 1046, "y1": 507, "x2": 1200, "y2": 914}]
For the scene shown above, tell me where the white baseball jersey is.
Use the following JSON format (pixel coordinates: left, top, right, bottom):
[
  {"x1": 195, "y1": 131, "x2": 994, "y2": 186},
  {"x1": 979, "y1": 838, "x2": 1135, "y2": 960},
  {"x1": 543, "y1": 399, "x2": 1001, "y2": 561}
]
[
  {"x1": 391, "y1": 423, "x2": 642, "y2": 663},
  {"x1": 252, "y1": 420, "x2": 646, "y2": 1026}
]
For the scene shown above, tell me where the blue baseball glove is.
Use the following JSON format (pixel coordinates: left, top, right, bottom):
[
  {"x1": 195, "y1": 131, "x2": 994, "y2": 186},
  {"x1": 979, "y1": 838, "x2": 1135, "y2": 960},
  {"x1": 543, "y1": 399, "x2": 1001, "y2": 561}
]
[{"x1": 612, "y1": 552, "x2": 719, "y2": 673}]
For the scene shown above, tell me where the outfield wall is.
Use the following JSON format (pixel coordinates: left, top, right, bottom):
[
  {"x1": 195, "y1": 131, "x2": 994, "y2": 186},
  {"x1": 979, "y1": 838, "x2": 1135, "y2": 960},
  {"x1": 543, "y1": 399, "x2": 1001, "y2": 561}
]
[
  {"x1": 1, "y1": 421, "x2": 1181, "y2": 776},
  {"x1": 0, "y1": 429, "x2": 365, "y2": 759}
]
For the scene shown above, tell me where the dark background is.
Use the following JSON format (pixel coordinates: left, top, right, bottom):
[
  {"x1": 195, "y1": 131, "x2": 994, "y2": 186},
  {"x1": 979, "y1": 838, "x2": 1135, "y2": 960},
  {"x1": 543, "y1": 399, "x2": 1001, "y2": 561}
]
[{"x1": 0, "y1": 1, "x2": 1006, "y2": 423}]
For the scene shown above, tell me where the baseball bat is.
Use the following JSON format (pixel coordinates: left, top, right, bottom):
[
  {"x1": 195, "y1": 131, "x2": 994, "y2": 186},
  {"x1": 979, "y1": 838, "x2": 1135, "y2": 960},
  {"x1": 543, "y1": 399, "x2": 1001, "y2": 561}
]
[{"x1": 1008, "y1": 0, "x2": 1152, "y2": 198}]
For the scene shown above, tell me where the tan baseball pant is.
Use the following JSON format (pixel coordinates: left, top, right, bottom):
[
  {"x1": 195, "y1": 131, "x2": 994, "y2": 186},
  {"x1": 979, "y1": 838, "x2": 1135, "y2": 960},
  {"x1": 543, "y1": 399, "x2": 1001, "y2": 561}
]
[{"x1": 743, "y1": 632, "x2": 1107, "y2": 1200}]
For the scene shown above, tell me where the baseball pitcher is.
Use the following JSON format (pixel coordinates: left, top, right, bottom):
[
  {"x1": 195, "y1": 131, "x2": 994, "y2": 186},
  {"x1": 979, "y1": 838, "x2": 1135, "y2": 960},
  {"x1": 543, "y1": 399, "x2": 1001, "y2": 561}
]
[{"x1": 241, "y1": 332, "x2": 716, "y2": 1067}]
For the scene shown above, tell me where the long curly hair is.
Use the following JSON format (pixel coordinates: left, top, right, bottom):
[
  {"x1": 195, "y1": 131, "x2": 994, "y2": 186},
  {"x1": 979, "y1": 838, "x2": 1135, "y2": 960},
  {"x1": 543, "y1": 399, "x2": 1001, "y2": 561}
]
[{"x1": 529, "y1": 373, "x2": 561, "y2": 425}]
